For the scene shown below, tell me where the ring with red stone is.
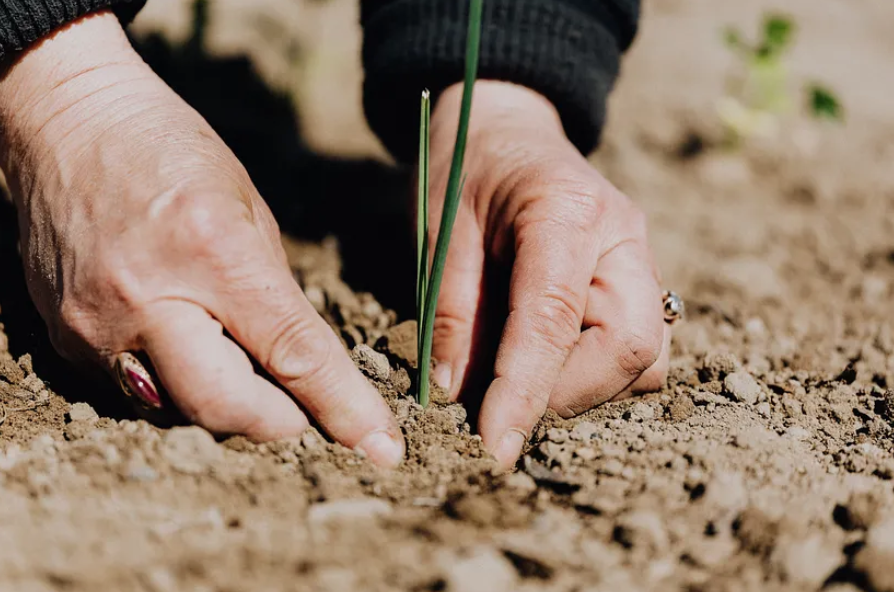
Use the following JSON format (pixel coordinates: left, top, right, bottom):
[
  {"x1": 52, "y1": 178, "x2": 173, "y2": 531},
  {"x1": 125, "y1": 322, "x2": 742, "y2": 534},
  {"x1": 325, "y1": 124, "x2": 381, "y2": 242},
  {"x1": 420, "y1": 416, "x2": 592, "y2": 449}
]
[{"x1": 114, "y1": 352, "x2": 163, "y2": 410}]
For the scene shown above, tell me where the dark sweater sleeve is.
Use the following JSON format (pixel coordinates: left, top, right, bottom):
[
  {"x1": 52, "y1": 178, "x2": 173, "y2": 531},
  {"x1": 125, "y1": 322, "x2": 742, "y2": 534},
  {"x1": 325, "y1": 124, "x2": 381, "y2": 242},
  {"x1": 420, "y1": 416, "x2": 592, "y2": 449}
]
[
  {"x1": 0, "y1": 0, "x2": 146, "y2": 62},
  {"x1": 361, "y1": 0, "x2": 639, "y2": 161}
]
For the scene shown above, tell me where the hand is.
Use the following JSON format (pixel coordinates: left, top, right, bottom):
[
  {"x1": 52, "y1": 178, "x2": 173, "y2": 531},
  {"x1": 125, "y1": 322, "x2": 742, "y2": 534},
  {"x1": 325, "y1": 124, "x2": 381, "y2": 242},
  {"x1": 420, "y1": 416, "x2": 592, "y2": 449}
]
[
  {"x1": 428, "y1": 81, "x2": 670, "y2": 471},
  {"x1": 0, "y1": 11, "x2": 404, "y2": 467}
]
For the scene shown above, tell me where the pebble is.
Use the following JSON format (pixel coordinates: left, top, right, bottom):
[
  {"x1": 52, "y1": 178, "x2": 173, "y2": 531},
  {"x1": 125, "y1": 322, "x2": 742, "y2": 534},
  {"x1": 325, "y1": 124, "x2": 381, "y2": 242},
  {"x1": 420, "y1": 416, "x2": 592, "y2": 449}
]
[
  {"x1": 442, "y1": 546, "x2": 517, "y2": 592},
  {"x1": 351, "y1": 344, "x2": 391, "y2": 382},
  {"x1": 20, "y1": 373, "x2": 44, "y2": 394},
  {"x1": 308, "y1": 498, "x2": 393, "y2": 524},
  {"x1": 161, "y1": 427, "x2": 223, "y2": 475},
  {"x1": 723, "y1": 371, "x2": 761, "y2": 405},
  {"x1": 684, "y1": 536, "x2": 737, "y2": 568},
  {"x1": 854, "y1": 522, "x2": 894, "y2": 591},
  {"x1": 384, "y1": 321, "x2": 418, "y2": 367},
  {"x1": 546, "y1": 428, "x2": 569, "y2": 443},
  {"x1": 571, "y1": 422, "x2": 600, "y2": 441},
  {"x1": 756, "y1": 402, "x2": 772, "y2": 417},
  {"x1": 629, "y1": 402, "x2": 656, "y2": 422},
  {"x1": 700, "y1": 353, "x2": 741, "y2": 382},
  {"x1": 68, "y1": 402, "x2": 99, "y2": 424},
  {"x1": 667, "y1": 395, "x2": 696, "y2": 422},
  {"x1": 785, "y1": 426, "x2": 812, "y2": 441},
  {"x1": 772, "y1": 533, "x2": 842, "y2": 587},
  {"x1": 599, "y1": 459, "x2": 625, "y2": 476},
  {"x1": 503, "y1": 472, "x2": 537, "y2": 493},
  {"x1": 0, "y1": 354, "x2": 24, "y2": 383},
  {"x1": 575, "y1": 447, "x2": 598, "y2": 462}
]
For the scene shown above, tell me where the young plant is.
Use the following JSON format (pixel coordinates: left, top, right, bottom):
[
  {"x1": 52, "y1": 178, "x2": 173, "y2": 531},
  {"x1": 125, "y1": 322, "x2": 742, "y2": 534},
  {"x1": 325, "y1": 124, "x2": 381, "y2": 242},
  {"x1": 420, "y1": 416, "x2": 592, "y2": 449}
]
[
  {"x1": 719, "y1": 13, "x2": 844, "y2": 143},
  {"x1": 416, "y1": 0, "x2": 483, "y2": 407}
]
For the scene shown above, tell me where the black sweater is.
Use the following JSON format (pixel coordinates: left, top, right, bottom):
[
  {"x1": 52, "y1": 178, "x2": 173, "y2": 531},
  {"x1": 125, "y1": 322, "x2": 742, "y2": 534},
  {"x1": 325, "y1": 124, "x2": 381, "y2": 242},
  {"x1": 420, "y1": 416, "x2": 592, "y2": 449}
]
[{"x1": 0, "y1": 0, "x2": 639, "y2": 159}]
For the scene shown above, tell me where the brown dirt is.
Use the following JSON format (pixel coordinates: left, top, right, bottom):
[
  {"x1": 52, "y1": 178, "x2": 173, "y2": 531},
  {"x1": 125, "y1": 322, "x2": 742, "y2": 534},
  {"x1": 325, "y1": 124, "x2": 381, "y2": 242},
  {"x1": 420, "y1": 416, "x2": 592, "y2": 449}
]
[{"x1": 1, "y1": 0, "x2": 893, "y2": 590}]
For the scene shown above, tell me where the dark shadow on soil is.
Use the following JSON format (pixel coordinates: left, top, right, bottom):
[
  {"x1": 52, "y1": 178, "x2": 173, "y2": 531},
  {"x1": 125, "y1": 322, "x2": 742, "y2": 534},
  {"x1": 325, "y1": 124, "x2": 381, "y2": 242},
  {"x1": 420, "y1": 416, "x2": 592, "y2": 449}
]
[{"x1": 0, "y1": 4, "x2": 416, "y2": 418}]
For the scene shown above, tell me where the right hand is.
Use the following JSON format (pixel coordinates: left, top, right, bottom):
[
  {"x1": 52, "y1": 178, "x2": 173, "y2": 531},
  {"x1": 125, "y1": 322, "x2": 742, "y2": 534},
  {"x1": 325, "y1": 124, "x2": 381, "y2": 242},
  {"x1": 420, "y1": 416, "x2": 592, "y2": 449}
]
[{"x1": 0, "y1": 11, "x2": 405, "y2": 467}]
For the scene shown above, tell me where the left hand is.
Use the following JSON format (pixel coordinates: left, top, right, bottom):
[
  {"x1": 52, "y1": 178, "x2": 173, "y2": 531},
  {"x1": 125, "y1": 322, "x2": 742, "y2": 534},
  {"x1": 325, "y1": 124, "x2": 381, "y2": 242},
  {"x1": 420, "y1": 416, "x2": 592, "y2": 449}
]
[{"x1": 427, "y1": 81, "x2": 670, "y2": 472}]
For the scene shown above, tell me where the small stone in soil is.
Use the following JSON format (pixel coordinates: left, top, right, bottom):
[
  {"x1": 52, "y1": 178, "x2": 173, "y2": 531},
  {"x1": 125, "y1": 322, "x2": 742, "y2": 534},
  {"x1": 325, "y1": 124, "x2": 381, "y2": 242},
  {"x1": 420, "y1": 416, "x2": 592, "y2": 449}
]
[
  {"x1": 723, "y1": 371, "x2": 761, "y2": 405},
  {"x1": 0, "y1": 354, "x2": 24, "y2": 383},
  {"x1": 771, "y1": 533, "x2": 842, "y2": 587},
  {"x1": 856, "y1": 517, "x2": 894, "y2": 592},
  {"x1": 67, "y1": 402, "x2": 99, "y2": 424},
  {"x1": 503, "y1": 472, "x2": 537, "y2": 493},
  {"x1": 351, "y1": 344, "x2": 391, "y2": 382},
  {"x1": 308, "y1": 498, "x2": 392, "y2": 524},
  {"x1": 700, "y1": 352, "x2": 741, "y2": 382},
  {"x1": 570, "y1": 422, "x2": 599, "y2": 441},
  {"x1": 546, "y1": 428, "x2": 569, "y2": 443},
  {"x1": 784, "y1": 426, "x2": 812, "y2": 441},
  {"x1": 575, "y1": 447, "x2": 598, "y2": 461},
  {"x1": 161, "y1": 426, "x2": 223, "y2": 475},
  {"x1": 667, "y1": 395, "x2": 696, "y2": 421},
  {"x1": 628, "y1": 402, "x2": 656, "y2": 422},
  {"x1": 383, "y1": 321, "x2": 418, "y2": 368},
  {"x1": 441, "y1": 546, "x2": 517, "y2": 592}
]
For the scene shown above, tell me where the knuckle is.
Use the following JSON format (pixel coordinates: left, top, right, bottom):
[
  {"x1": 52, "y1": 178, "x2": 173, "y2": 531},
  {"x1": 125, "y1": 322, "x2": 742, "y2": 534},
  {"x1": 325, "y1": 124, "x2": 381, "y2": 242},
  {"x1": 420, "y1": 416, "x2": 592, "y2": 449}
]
[
  {"x1": 526, "y1": 288, "x2": 584, "y2": 353},
  {"x1": 614, "y1": 328, "x2": 663, "y2": 379},
  {"x1": 512, "y1": 381, "x2": 551, "y2": 415},
  {"x1": 175, "y1": 195, "x2": 232, "y2": 252},
  {"x1": 164, "y1": 191, "x2": 250, "y2": 260},
  {"x1": 554, "y1": 400, "x2": 587, "y2": 419},
  {"x1": 264, "y1": 314, "x2": 334, "y2": 390},
  {"x1": 432, "y1": 307, "x2": 473, "y2": 343}
]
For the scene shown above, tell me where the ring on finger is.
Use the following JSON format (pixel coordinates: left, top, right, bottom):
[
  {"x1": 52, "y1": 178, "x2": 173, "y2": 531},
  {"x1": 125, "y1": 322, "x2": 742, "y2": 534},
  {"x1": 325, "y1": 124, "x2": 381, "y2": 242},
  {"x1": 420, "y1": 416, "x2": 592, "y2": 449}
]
[{"x1": 662, "y1": 290, "x2": 684, "y2": 325}]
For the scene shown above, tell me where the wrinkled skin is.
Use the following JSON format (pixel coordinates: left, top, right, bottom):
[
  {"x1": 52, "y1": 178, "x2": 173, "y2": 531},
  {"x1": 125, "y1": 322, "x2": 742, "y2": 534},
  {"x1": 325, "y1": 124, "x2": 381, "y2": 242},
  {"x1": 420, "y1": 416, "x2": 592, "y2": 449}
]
[
  {"x1": 429, "y1": 82, "x2": 669, "y2": 469},
  {"x1": 0, "y1": 10, "x2": 668, "y2": 473}
]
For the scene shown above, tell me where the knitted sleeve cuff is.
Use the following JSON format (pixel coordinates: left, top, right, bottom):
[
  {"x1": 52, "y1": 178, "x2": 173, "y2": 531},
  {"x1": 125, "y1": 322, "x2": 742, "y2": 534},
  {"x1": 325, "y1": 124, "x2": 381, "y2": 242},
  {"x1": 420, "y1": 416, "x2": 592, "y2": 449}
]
[
  {"x1": 0, "y1": 0, "x2": 147, "y2": 62},
  {"x1": 362, "y1": 0, "x2": 639, "y2": 162}
]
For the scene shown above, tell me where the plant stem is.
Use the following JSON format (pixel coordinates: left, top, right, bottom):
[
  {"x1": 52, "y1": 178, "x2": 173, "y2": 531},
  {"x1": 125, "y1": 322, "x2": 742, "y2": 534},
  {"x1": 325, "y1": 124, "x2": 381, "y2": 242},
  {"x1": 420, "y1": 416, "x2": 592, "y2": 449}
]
[
  {"x1": 417, "y1": 0, "x2": 483, "y2": 407},
  {"x1": 416, "y1": 90, "x2": 431, "y2": 352}
]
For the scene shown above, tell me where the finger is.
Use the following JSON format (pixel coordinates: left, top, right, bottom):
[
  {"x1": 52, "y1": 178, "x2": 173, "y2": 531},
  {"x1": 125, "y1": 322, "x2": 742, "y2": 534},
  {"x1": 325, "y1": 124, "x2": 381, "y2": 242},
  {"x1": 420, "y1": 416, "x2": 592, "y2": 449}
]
[
  {"x1": 549, "y1": 241, "x2": 665, "y2": 417},
  {"x1": 430, "y1": 210, "x2": 486, "y2": 400},
  {"x1": 139, "y1": 301, "x2": 310, "y2": 440},
  {"x1": 479, "y1": 219, "x2": 595, "y2": 472},
  {"x1": 217, "y1": 262, "x2": 405, "y2": 468},
  {"x1": 615, "y1": 322, "x2": 671, "y2": 401}
]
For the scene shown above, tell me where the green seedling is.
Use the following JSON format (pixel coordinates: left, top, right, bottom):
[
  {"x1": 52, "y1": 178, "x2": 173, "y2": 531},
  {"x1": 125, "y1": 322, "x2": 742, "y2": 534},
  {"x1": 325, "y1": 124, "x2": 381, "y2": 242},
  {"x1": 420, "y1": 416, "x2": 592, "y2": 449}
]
[
  {"x1": 720, "y1": 13, "x2": 843, "y2": 143},
  {"x1": 416, "y1": 0, "x2": 483, "y2": 407}
]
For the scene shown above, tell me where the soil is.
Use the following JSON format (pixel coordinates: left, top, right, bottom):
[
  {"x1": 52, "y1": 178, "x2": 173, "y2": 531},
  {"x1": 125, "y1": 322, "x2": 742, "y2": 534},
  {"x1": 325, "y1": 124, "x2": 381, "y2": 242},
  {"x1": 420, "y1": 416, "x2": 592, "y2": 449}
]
[{"x1": 1, "y1": 0, "x2": 893, "y2": 590}]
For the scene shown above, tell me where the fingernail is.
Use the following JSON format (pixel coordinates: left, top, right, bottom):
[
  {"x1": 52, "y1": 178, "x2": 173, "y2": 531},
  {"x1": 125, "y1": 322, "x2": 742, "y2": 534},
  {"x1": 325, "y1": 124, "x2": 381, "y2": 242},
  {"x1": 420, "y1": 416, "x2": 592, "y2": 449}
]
[
  {"x1": 117, "y1": 356, "x2": 162, "y2": 409},
  {"x1": 355, "y1": 429, "x2": 405, "y2": 468},
  {"x1": 489, "y1": 429, "x2": 527, "y2": 472},
  {"x1": 433, "y1": 362, "x2": 453, "y2": 392}
]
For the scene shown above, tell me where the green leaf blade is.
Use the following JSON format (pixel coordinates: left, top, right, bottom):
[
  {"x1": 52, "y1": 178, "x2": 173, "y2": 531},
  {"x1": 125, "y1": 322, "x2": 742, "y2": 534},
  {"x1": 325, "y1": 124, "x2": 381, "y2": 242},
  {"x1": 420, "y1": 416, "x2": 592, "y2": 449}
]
[
  {"x1": 418, "y1": 0, "x2": 483, "y2": 408},
  {"x1": 417, "y1": 90, "x2": 431, "y2": 354}
]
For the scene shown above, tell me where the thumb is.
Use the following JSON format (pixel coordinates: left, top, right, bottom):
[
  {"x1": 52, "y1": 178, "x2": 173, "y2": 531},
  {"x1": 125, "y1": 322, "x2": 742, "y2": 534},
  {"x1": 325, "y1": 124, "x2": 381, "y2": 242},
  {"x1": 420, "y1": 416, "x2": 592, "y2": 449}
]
[{"x1": 430, "y1": 210, "x2": 485, "y2": 400}]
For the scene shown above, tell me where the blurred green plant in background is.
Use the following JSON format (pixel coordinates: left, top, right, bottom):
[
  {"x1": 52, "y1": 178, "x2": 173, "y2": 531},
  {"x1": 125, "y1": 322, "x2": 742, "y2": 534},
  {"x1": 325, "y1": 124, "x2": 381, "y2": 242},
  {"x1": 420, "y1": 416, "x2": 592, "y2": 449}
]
[{"x1": 719, "y1": 13, "x2": 844, "y2": 144}]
